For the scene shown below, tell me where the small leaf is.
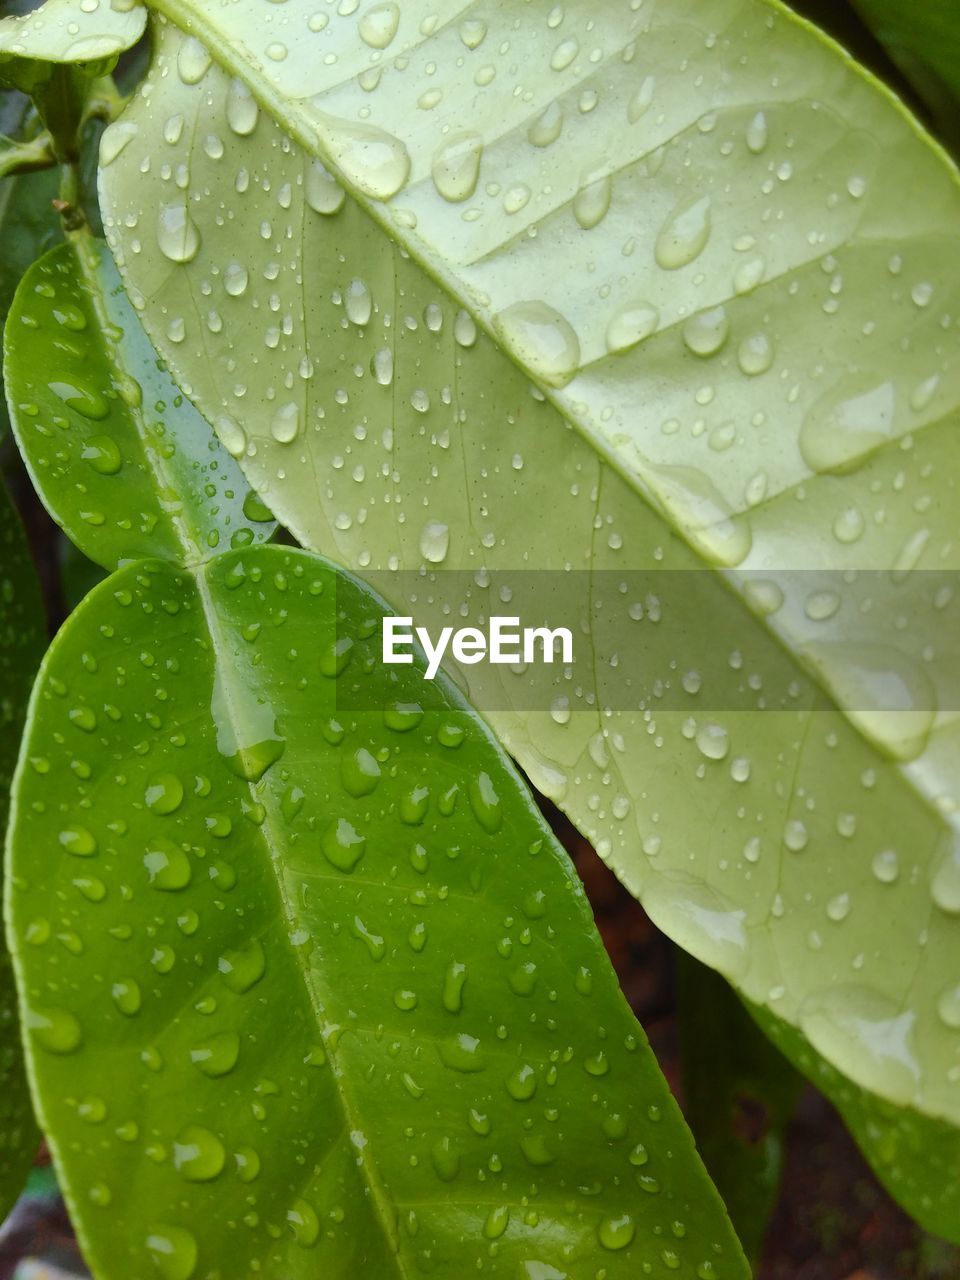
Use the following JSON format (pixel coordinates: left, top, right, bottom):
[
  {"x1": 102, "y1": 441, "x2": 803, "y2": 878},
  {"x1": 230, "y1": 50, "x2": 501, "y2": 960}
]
[
  {"x1": 5, "y1": 240, "x2": 276, "y2": 569},
  {"x1": 7, "y1": 547, "x2": 748, "y2": 1278},
  {"x1": 0, "y1": 477, "x2": 44, "y2": 1217},
  {"x1": 678, "y1": 956, "x2": 802, "y2": 1261}
]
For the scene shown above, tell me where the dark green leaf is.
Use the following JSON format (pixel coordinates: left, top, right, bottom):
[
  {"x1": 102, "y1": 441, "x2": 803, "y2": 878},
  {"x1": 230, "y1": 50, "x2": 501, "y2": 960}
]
[
  {"x1": 678, "y1": 956, "x2": 802, "y2": 1262},
  {"x1": 8, "y1": 546, "x2": 747, "y2": 1278},
  {"x1": 5, "y1": 239, "x2": 277, "y2": 569},
  {"x1": 0, "y1": 476, "x2": 44, "y2": 1217}
]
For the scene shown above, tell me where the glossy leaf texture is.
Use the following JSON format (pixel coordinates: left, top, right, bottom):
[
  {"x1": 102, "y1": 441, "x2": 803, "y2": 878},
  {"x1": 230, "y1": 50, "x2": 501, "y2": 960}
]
[
  {"x1": 752, "y1": 1003, "x2": 960, "y2": 1244},
  {"x1": 678, "y1": 957, "x2": 801, "y2": 1262},
  {"x1": 100, "y1": 0, "x2": 960, "y2": 1134},
  {"x1": 7, "y1": 546, "x2": 747, "y2": 1279},
  {"x1": 5, "y1": 240, "x2": 277, "y2": 570},
  {"x1": 851, "y1": 0, "x2": 960, "y2": 150},
  {"x1": 0, "y1": 478, "x2": 44, "y2": 1218}
]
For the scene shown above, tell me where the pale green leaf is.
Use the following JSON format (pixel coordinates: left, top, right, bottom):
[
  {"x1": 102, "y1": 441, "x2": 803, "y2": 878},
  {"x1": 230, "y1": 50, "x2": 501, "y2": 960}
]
[{"x1": 99, "y1": 0, "x2": 960, "y2": 1143}]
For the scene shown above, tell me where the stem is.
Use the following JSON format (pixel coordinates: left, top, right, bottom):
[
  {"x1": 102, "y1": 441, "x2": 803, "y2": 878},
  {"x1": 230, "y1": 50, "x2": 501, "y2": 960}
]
[{"x1": 0, "y1": 133, "x2": 57, "y2": 180}]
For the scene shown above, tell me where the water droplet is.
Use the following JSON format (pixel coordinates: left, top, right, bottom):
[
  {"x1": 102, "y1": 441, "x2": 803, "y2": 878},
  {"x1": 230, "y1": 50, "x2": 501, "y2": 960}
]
[
  {"x1": 100, "y1": 119, "x2": 138, "y2": 166},
  {"x1": 219, "y1": 939, "x2": 266, "y2": 993},
  {"x1": 683, "y1": 306, "x2": 729, "y2": 357},
  {"x1": 223, "y1": 261, "x2": 248, "y2": 297},
  {"x1": 430, "y1": 1134, "x2": 460, "y2": 1182},
  {"x1": 655, "y1": 196, "x2": 711, "y2": 270},
  {"x1": 322, "y1": 818, "x2": 366, "y2": 872},
  {"x1": 528, "y1": 101, "x2": 563, "y2": 147},
  {"x1": 358, "y1": 2, "x2": 399, "y2": 48},
  {"x1": 190, "y1": 1031, "x2": 240, "y2": 1077},
  {"x1": 495, "y1": 300, "x2": 580, "y2": 388},
  {"x1": 442, "y1": 961, "x2": 467, "y2": 1012},
  {"x1": 800, "y1": 986, "x2": 920, "y2": 1105},
  {"x1": 145, "y1": 1225, "x2": 198, "y2": 1280},
  {"x1": 177, "y1": 36, "x2": 212, "y2": 85},
  {"x1": 226, "y1": 78, "x2": 259, "y2": 135},
  {"x1": 419, "y1": 520, "x2": 449, "y2": 564},
  {"x1": 305, "y1": 159, "x2": 346, "y2": 215},
  {"x1": 605, "y1": 301, "x2": 658, "y2": 354},
  {"x1": 506, "y1": 1063, "x2": 537, "y2": 1100},
  {"x1": 696, "y1": 723, "x2": 729, "y2": 761},
  {"x1": 738, "y1": 332, "x2": 774, "y2": 376},
  {"x1": 27, "y1": 1007, "x2": 83, "y2": 1055},
  {"x1": 483, "y1": 1205, "x2": 510, "y2": 1239},
  {"x1": 157, "y1": 203, "x2": 201, "y2": 264},
  {"x1": 432, "y1": 132, "x2": 483, "y2": 203},
  {"x1": 932, "y1": 830, "x2": 960, "y2": 914},
  {"x1": 143, "y1": 838, "x2": 192, "y2": 890},
  {"x1": 81, "y1": 435, "x2": 122, "y2": 475},
  {"x1": 174, "y1": 1126, "x2": 225, "y2": 1181},
  {"x1": 344, "y1": 278, "x2": 372, "y2": 326},
  {"x1": 287, "y1": 1199, "x2": 320, "y2": 1247},
  {"x1": 145, "y1": 772, "x2": 184, "y2": 815},
  {"x1": 746, "y1": 110, "x2": 768, "y2": 154},
  {"x1": 60, "y1": 825, "x2": 97, "y2": 857},
  {"x1": 270, "y1": 402, "x2": 301, "y2": 444},
  {"x1": 468, "y1": 772, "x2": 502, "y2": 833},
  {"x1": 573, "y1": 171, "x2": 612, "y2": 230},
  {"x1": 112, "y1": 978, "x2": 141, "y2": 1016},
  {"x1": 599, "y1": 1213, "x2": 636, "y2": 1251},
  {"x1": 315, "y1": 116, "x2": 410, "y2": 201},
  {"x1": 800, "y1": 381, "x2": 894, "y2": 473}
]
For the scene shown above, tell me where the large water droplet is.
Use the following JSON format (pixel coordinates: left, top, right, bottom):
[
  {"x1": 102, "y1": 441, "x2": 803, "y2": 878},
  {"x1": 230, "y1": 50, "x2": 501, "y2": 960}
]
[
  {"x1": 174, "y1": 1126, "x2": 226, "y2": 1181},
  {"x1": 431, "y1": 132, "x2": 483, "y2": 202},
  {"x1": 315, "y1": 116, "x2": 410, "y2": 201},
  {"x1": 145, "y1": 1224, "x2": 198, "y2": 1280},
  {"x1": 358, "y1": 1, "x2": 399, "y2": 48},
  {"x1": 419, "y1": 520, "x2": 449, "y2": 564},
  {"x1": 655, "y1": 196, "x2": 711, "y2": 270},
  {"x1": 157, "y1": 203, "x2": 201, "y2": 264},
  {"x1": 226, "y1": 78, "x2": 259, "y2": 136},
  {"x1": 495, "y1": 300, "x2": 580, "y2": 388}
]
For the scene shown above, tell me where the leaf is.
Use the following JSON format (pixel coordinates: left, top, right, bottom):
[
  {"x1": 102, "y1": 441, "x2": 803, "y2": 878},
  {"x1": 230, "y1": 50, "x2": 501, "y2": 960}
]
[
  {"x1": 0, "y1": 0, "x2": 146, "y2": 160},
  {"x1": 751, "y1": 1002, "x2": 960, "y2": 1244},
  {"x1": 5, "y1": 240, "x2": 747, "y2": 1277},
  {"x1": 0, "y1": 0, "x2": 146, "y2": 83},
  {"x1": 0, "y1": 477, "x2": 44, "y2": 1218},
  {"x1": 5, "y1": 240, "x2": 277, "y2": 569},
  {"x1": 851, "y1": 0, "x2": 960, "y2": 149},
  {"x1": 678, "y1": 956, "x2": 801, "y2": 1262},
  {"x1": 99, "y1": 0, "x2": 960, "y2": 1138}
]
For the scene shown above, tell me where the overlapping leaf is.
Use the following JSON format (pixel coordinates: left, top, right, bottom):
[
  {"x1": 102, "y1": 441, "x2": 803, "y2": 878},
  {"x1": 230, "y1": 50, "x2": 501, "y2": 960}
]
[
  {"x1": 4, "y1": 240, "x2": 748, "y2": 1277},
  {"x1": 0, "y1": 479, "x2": 44, "y2": 1219},
  {"x1": 98, "y1": 0, "x2": 960, "y2": 1145}
]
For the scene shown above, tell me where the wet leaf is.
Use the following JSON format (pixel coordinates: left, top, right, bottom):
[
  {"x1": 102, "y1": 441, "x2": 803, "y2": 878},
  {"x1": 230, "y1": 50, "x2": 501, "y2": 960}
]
[
  {"x1": 5, "y1": 240, "x2": 276, "y2": 568},
  {"x1": 4, "y1": 236, "x2": 748, "y2": 1277},
  {"x1": 0, "y1": 0, "x2": 146, "y2": 86},
  {"x1": 0, "y1": 478, "x2": 44, "y2": 1217},
  {"x1": 99, "y1": 0, "x2": 960, "y2": 1154}
]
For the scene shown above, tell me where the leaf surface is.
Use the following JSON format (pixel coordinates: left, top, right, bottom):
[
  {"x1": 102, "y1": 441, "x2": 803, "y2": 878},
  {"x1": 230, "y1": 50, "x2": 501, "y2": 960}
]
[
  {"x1": 99, "y1": 0, "x2": 960, "y2": 1136},
  {"x1": 4, "y1": 239, "x2": 748, "y2": 1278},
  {"x1": 0, "y1": 478, "x2": 44, "y2": 1218},
  {"x1": 0, "y1": 0, "x2": 146, "y2": 77}
]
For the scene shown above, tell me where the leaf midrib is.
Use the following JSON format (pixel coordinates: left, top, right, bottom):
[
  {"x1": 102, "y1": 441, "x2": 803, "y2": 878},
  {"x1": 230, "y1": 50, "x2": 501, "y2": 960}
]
[{"x1": 191, "y1": 558, "x2": 406, "y2": 1274}]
